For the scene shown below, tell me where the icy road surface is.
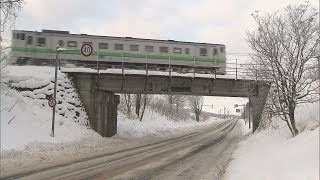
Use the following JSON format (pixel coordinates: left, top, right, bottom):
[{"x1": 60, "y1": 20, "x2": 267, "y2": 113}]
[{"x1": 1, "y1": 119, "x2": 241, "y2": 180}]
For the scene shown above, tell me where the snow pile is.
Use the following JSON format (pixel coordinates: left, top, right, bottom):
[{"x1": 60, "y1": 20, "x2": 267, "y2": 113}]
[
  {"x1": 116, "y1": 108, "x2": 222, "y2": 138},
  {"x1": 225, "y1": 102, "x2": 319, "y2": 180},
  {"x1": 1, "y1": 66, "x2": 97, "y2": 151}
]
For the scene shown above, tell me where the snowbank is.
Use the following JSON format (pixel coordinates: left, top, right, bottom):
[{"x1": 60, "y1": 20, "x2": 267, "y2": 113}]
[
  {"x1": 224, "y1": 102, "x2": 320, "y2": 180},
  {"x1": 116, "y1": 108, "x2": 222, "y2": 138},
  {"x1": 1, "y1": 66, "x2": 98, "y2": 151}
]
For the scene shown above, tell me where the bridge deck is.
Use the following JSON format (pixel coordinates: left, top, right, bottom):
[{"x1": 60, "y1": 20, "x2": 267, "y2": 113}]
[{"x1": 66, "y1": 71, "x2": 270, "y2": 97}]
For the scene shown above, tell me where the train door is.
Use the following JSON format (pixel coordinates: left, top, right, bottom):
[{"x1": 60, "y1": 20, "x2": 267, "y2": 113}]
[{"x1": 25, "y1": 33, "x2": 34, "y2": 60}]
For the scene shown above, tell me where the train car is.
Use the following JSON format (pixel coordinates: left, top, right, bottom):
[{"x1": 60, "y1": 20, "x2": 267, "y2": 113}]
[{"x1": 10, "y1": 29, "x2": 226, "y2": 74}]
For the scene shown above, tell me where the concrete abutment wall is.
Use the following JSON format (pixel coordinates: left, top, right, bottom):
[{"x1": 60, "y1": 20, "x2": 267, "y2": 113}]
[{"x1": 71, "y1": 75, "x2": 119, "y2": 137}]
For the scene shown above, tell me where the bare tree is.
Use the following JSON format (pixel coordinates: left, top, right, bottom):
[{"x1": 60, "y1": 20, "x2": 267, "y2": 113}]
[
  {"x1": 124, "y1": 94, "x2": 133, "y2": 115},
  {"x1": 148, "y1": 95, "x2": 191, "y2": 121},
  {"x1": 0, "y1": 0, "x2": 24, "y2": 32},
  {"x1": 187, "y1": 96, "x2": 204, "y2": 122},
  {"x1": 165, "y1": 94, "x2": 187, "y2": 119},
  {"x1": 139, "y1": 94, "x2": 148, "y2": 121},
  {"x1": 247, "y1": 2, "x2": 319, "y2": 136},
  {"x1": 135, "y1": 94, "x2": 141, "y2": 117},
  {"x1": 172, "y1": 95, "x2": 187, "y2": 114},
  {"x1": 1, "y1": 0, "x2": 24, "y2": 89}
]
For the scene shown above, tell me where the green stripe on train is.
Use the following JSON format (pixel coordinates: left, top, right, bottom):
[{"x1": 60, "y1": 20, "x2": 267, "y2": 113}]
[{"x1": 11, "y1": 47, "x2": 225, "y2": 63}]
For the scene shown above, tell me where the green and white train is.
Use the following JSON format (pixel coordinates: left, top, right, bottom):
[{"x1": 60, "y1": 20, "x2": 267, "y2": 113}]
[{"x1": 10, "y1": 29, "x2": 226, "y2": 74}]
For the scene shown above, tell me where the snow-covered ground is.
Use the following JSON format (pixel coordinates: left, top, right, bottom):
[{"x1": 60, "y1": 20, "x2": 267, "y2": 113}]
[
  {"x1": 1, "y1": 65, "x2": 318, "y2": 179},
  {"x1": 224, "y1": 102, "x2": 319, "y2": 180},
  {"x1": 1, "y1": 65, "x2": 228, "y2": 174},
  {"x1": 1, "y1": 66, "x2": 225, "y2": 150},
  {"x1": 1, "y1": 66, "x2": 96, "y2": 151}
]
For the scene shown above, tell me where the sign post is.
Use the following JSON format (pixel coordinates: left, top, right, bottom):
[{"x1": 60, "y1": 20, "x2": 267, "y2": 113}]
[{"x1": 51, "y1": 45, "x2": 60, "y2": 137}]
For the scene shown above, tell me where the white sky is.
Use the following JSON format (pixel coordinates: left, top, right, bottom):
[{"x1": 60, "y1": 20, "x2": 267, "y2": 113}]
[{"x1": 2, "y1": 0, "x2": 319, "y2": 115}]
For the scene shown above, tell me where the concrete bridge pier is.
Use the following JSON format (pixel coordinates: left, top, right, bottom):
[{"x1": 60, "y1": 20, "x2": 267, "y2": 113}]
[{"x1": 89, "y1": 90, "x2": 119, "y2": 137}]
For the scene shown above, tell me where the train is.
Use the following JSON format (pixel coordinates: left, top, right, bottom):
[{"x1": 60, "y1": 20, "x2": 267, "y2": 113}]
[{"x1": 10, "y1": 29, "x2": 226, "y2": 74}]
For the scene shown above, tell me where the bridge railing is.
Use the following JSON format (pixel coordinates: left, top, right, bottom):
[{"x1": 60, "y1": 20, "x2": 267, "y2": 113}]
[{"x1": 61, "y1": 59, "x2": 273, "y2": 81}]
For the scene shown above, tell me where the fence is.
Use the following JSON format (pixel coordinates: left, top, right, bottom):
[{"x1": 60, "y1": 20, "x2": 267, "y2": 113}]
[{"x1": 60, "y1": 58, "x2": 273, "y2": 81}]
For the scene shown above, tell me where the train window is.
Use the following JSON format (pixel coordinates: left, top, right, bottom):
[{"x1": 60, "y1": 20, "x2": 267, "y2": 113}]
[
  {"x1": 173, "y1": 47, "x2": 182, "y2": 54},
  {"x1": 213, "y1": 48, "x2": 218, "y2": 56},
  {"x1": 200, "y1": 48, "x2": 207, "y2": 56},
  {"x1": 37, "y1": 37, "x2": 46, "y2": 47},
  {"x1": 67, "y1": 41, "x2": 77, "y2": 47},
  {"x1": 58, "y1": 40, "x2": 64, "y2": 47},
  {"x1": 114, "y1": 44, "x2": 124, "y2": 50},
  {"x1": 27, "y1": 36, "x2": 33, "y2": 45},
  {"x1": 220, "y1": 47, "x2": 225, "y2": 53},
  {"x1": 159, "y1": 46, "x2": 168, "y2": 53},
  {"x1": 130, "y1": 45, "x2": 139, "y2": 51},
  {"x1": 145, "y1": 45, "x2": 154, "y2": 52},
  {"x1": 99, "y1": 43, "x2": 108, "y2": 49},
  {"x1": 185, "y1": 48, "x2": 190, "y2": 54},
  {"x1": 16, "y1": 33, "x2": 20, "y2": 39},
  {"x1": 21, "y1": 33, "x2": 25, "y2": 40}
]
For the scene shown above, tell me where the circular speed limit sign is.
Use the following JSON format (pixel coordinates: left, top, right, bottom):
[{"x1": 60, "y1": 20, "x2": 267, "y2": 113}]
[
  {"x1": 48, "y1": 98, "x2": 57, "y2": 107},
  {"x1": 81, "y1": 43, "x2": 93, "y2": 57}
]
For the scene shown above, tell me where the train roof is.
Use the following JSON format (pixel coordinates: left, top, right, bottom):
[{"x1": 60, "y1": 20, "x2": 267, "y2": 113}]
[{"x1": 13, "y1": 29, "x2": 225, "y2": 47}]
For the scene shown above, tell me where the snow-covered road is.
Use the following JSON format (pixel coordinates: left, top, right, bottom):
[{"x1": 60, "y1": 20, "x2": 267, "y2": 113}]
[{"x1": 1, "y1": 119, "x2": 241, "y2": 180}]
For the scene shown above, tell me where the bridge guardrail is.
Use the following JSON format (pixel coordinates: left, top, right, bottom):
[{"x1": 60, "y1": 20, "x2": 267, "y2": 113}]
[{"x1": 60, "y1": 59, "x2": 274, "y2": 81}]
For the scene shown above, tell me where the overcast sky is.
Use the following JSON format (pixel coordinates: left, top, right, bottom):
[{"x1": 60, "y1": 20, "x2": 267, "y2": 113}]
[
  {"x1": 4, "y1": 0, "x2": 319, "y2": 114},
  {"x1": 8, "y1": 0, "x2": 318, "y2": 53}
]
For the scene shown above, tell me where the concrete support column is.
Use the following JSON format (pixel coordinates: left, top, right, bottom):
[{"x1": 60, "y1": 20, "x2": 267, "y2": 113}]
[{"x1": 90, "y1": 90, "x2": 119, "y2": 137}]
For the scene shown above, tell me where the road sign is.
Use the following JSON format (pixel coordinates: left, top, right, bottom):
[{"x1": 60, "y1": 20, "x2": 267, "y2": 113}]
[
  {"x1": 81, "y1": 43, "x2": 93, "y2": 57},
  {"x1": 48, "y1": 98, "x2": 57, "y2": 107}
]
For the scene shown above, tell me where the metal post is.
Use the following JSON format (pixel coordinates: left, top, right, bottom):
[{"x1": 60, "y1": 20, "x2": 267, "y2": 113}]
[
  {"x1": 169, "y1": 64, "x2": 171, "y2": 77},
  {"x1": 122, "y1": 62, "x2": 124, "y2": 76},
  {"x1": 146, "y1": 63, "x2": 148, "y2": 76},
  {"x1": 249, "y1": 101, "x2": 251, "y2": 129},
  {"x1": 243, "y1": 107, "x2": 246, "y2": 124},
  {"x1": 97, "y1": 60, "x2": 99, "y2": 74},
  {"x1": 122, "y1": 53, "x2": 124, "y2": 76},
  {"x1": 0, "y1": 1, "x2": 2, "y2": 68},
  {"x1": 51, "y1": 45, "x2": 59, "y2": 137},
  {"x1": 193, "y1": 56, "x2": 196, "y2": 78},
  {"x1": 236, "y1": 59, "x2": 238, "y2": 80}
]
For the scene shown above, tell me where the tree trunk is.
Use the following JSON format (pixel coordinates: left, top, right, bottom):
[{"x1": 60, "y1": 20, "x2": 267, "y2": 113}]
[
  {"x1": 285, "y1": 119, "x2": 295, "y2": 137},
  {"x1": 124, "y1": 94, "x2": 131, "y2": 115},
  {"x1": 135, "y1": 94, "x2": 141, "y2": 117},
  {"x1": 196, "y1": 112, "x2": 200, "y2": 122},
  {"x1": 139, "y1": 94, "x2": 147, "y2": 122},
  {"x1": 289, "y1": 108, "x2": 298, "y2": 136}
]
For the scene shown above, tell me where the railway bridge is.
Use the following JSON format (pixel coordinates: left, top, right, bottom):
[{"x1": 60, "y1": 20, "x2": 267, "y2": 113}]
[{"x1": 64, "y1": 68, "x2": 270, "y2": 137}]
